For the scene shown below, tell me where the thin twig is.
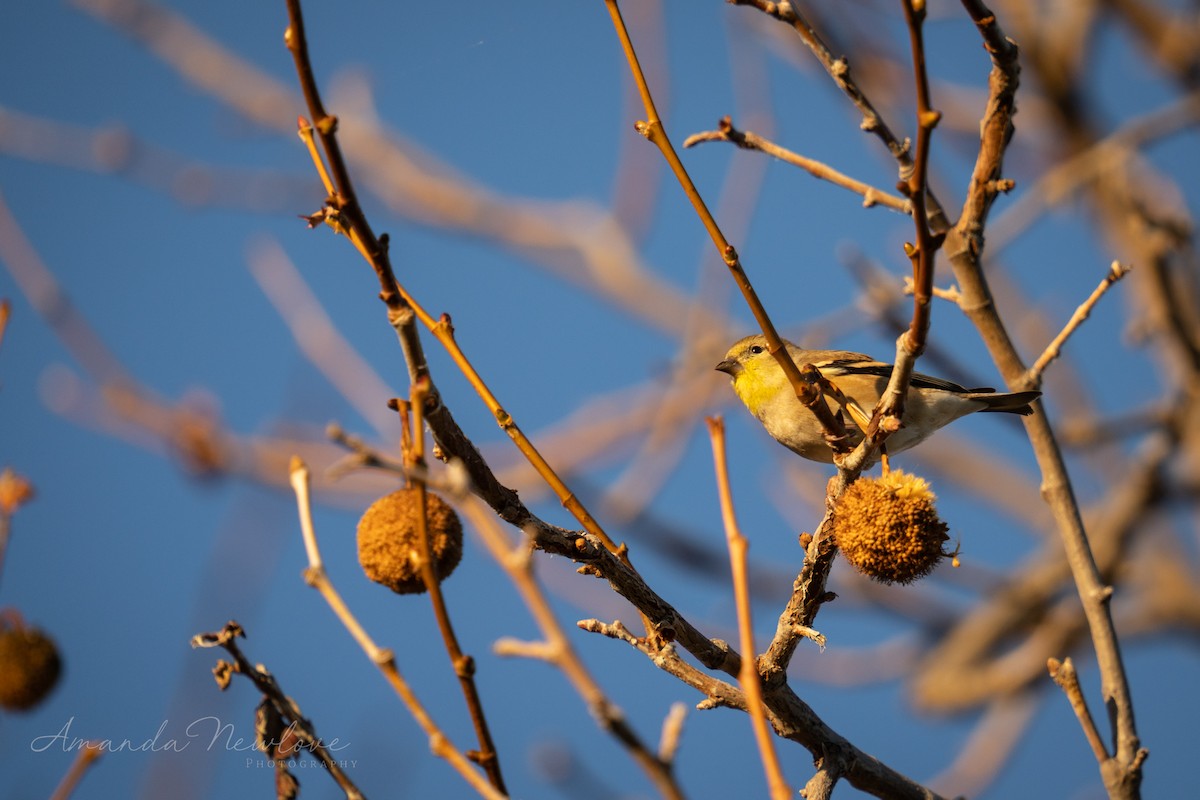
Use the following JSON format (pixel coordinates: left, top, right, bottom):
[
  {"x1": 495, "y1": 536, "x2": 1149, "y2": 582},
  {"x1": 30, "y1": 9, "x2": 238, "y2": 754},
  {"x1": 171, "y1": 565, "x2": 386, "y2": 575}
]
[
  {"x1": 857, "y1": 0, "x2": 944, "y2": 464},
  {"x1": 287, "y1": 459, "x2": 506, "y2": 800},
  {"x1": 47, "y1": 741, "x2": 104, "y2": 800},
  {"x1": 191, "y1": 621, "x2": 366, "y2": 800},
  {"x1": 283, "y1": 1, "x2": 390, "y2": 300},
  {"x1": 325, "y1": 421, "x2": 412, "y2": 479},
  {"x1": 899, "y1": 0, "x2": 941, "y2": 359},
  {"x1": 1047, "y1": 657, "x2": 1109, "y2": 763},
  {"x1": 1023, "y1": 262, "x2": 1132, "y2": 387},
  {"x1": 658, "y1": 703, "x2": 689, "y2": 765},
  {"x1": 903, "y1": 275, "x2": 962, "y2": 304},
  {"x1": 296, "y1": 116, "x2": 336, "y2": 197},
  {"x1": 684, "y1": 117, "x2": 911, "y2": 214},
  {"x1": 404, "y1": 382, "x2": 507, "y2": 794},
  {"x1": 579, "y1": 617, "x2": 745, "y2": 708},
  {"x1": 707, "y1": 417, "x2": 792, "y2": 800}
]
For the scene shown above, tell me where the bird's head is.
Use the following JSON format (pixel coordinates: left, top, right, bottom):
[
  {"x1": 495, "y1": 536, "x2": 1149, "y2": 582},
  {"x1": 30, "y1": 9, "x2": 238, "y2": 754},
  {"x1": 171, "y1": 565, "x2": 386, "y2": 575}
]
[{"x1": 715, "y1": 335, "x2": 792, "y2": 416}]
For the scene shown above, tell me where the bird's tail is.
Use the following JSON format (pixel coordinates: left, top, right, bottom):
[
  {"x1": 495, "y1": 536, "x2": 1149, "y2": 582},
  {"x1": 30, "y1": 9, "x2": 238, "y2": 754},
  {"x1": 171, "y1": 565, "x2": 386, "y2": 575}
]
[{"x1": 972, "y1": 390, "x2": 1041, "y2": 416}]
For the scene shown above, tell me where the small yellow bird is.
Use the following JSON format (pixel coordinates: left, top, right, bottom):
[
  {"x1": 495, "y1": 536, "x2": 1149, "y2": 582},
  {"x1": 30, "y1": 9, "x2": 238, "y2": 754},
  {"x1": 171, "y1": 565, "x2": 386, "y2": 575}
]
[{"x1": 715, "y1": 334, "x2": 1040, "y2": 464}]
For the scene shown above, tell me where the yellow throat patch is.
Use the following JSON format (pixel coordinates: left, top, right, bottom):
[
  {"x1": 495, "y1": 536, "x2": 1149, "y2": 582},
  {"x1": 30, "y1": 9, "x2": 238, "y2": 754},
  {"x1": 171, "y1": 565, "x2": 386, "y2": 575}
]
[{"x1": 732, "y1": 356, "x2": 790, "y2": 417}]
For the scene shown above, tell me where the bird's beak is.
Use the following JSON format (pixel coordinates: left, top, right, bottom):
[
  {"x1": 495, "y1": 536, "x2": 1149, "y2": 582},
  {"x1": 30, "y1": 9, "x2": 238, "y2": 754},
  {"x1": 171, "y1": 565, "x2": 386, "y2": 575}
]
[{"x1": 715, "y1": 359, "x2": 741, "y2": 376}]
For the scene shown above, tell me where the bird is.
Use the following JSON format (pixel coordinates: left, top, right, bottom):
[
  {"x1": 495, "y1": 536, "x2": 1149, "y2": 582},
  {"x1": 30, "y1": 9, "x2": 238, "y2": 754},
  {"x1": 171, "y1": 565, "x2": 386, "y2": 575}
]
[{"x1": 715, "y1": 334, "x2": 1040, "y2": 464}]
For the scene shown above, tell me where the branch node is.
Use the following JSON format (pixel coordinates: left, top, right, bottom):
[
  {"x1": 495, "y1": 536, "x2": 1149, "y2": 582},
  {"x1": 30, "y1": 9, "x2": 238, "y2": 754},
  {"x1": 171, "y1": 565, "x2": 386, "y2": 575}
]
[
  {"x1": 315, "y1": 114, "x2": 338, "y2": 135},
  {"x1": 455, "y1": 654, "x2": 476, "y2": 677},
  {"x1": 793, "y1": 625, "x2": 827, "y2": 650},
  {"x1": 302, "y1": 566, "x2": 322, "y2": 587}
]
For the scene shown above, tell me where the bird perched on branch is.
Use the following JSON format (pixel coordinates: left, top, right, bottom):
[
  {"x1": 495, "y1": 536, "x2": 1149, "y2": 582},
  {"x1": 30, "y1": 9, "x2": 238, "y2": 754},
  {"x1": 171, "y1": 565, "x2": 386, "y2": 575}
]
[{"x1": 715, "y1": 334, "x2": 1040, "y2": 464}]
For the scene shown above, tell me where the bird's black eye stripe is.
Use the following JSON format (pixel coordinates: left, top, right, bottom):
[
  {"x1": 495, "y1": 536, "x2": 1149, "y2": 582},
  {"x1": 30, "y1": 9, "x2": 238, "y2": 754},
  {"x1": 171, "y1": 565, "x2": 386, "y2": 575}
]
[{"x1": 748, "y1": 345, "x2": 764, "y2": 355}]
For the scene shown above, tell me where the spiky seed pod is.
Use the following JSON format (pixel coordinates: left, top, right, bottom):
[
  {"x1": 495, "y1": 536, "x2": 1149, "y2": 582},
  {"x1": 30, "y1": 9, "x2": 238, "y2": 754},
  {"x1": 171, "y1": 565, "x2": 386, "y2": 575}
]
[
  {"x1": 831, "y1": 470, "x2": 950, "y2": 585},
  {"x1": 0, "y1": 625, "x2": 62, "y2": 711},
  {"x1": 357, "y1": 488, "x2": 463, "y2": 595}
]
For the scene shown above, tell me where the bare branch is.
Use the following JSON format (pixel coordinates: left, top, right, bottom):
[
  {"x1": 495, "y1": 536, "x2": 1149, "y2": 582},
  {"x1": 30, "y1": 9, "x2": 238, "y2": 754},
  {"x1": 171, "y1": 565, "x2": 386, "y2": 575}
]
[
  {"x1": 47, "y1": 741, "x2": 104, "y2": 800},
  {"x1": 1047, "y1": 657, "x2": 1110, "y2": 764},
  {"x1": 190, "y1": 621, "x2": 369, "y2": 800},
  {"x1": 684, "y1": 116, "x2": 911, "y2": 214},
  {"x1": 707, "y1": 417, "x2": 792, "y2": 800},
  {"x1": 1023, "y1": 262, "x2": 1132, "y2": 388}
]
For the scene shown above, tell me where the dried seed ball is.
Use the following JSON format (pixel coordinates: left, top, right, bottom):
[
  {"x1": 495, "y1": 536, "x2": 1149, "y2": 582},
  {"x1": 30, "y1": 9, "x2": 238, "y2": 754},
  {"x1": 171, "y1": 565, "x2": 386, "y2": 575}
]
[
  {"x1": 0, "y1": 626, "x2": 62, "y2": 711},
  {"x1": 832, "y1": 470, "x2": 950, "y2": 585},
  {"x1": 357, "y1": 488, "x2": 463, "y2": 595}
]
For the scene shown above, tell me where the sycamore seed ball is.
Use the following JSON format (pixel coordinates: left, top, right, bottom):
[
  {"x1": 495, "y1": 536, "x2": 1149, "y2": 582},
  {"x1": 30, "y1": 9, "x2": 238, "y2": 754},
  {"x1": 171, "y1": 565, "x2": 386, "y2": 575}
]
[
  {"x1": 357, "y1": 488, "x2": 463, "y2": 595},
  {"x1": 831, "y1": 470, "x2": 950, "y2": 585},
  {"x1": 0, "y1": 625, "x2": 62, "y2": 711}
]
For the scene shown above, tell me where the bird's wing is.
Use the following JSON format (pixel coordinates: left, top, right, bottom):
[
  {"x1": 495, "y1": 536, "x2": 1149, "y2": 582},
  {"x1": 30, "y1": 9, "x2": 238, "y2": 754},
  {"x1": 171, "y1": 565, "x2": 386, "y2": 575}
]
[
  {"x1": 807, "y1": 355, "x2": 877, "y2": 432},
  {"x1": 820, "y1": 357, "x2": 993, "y2": 394}
]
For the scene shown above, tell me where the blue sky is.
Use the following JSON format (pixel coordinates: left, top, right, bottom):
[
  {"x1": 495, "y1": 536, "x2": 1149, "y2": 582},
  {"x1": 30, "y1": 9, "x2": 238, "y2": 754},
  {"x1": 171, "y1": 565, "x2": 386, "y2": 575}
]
[{"x1": 1, "y1": 2, "x2": 1197, "y2": 799}]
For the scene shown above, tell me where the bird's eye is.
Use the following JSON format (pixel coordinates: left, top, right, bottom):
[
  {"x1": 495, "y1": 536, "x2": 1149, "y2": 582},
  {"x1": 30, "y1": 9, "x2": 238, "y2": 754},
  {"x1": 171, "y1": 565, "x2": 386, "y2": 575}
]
[{"x1": 748, "y1": 345, "x2": 764, "y2": 355}]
